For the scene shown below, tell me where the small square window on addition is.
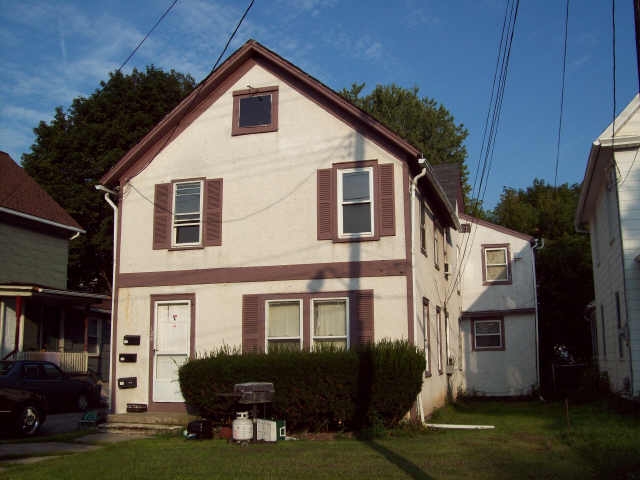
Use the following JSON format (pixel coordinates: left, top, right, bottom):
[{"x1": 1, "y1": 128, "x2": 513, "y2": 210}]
[{"x1": 232, "y1": 86, "x2": 279, "y2": 135}]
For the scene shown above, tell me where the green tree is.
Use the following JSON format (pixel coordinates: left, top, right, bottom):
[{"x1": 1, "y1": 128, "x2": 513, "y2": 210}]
[
  {"x1": 22, "y1": 66, "x2": 196, "y2": 293},
  {"x1": 340, "y1": 83, "x2": 471, "y2": 201},
  {"x1": 490, "y1": 179, "x2": 594, "y2": 384}
]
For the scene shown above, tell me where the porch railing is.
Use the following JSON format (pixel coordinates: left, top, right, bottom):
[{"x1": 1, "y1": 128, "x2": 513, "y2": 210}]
[{"x1": 12, "y1": 351, "x2": 89, "y2": 374}]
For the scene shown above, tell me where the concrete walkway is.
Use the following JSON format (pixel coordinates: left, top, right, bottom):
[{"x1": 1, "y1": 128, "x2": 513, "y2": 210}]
[{"x1": 0, "y1": 431, "x2": 151, "y2": 471}]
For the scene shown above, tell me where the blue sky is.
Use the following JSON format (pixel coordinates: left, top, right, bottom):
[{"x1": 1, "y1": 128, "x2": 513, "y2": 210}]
[{"x1": 0, "y1": 0, "x2": 637, "y2": 210}]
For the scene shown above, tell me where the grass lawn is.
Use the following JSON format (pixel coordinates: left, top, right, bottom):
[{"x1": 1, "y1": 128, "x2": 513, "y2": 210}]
[{"x1": 2, "y1": 399, "x2": 639, "y2": 479}]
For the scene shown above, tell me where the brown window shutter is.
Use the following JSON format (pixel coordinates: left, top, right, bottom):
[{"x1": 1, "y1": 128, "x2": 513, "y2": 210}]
[
  {"x1": 378, "y1": 164, "x2": 395, "y2": 237},
  {"x1": 317, "y1": 168, "x2": 334, "y2": 240},
  {"x1": 153, "y1": 183, "x2": 172, "y2": 250},
  {"x1": 350, "y1": 290, "x2": 374, "y2": 346},
  {"x1": 204, "y1": 178, "x2": 223, "y2": 247},
  {"x1": 242, "y1": 295, "x2": 264, "y2": 353}
]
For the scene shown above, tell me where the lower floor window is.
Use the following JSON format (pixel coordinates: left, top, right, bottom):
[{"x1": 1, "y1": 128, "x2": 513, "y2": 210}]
[
  {"x1": 267, "y1": 300, "x2": 302, "y2": 351},
  {"x1": 313, "y1": 299, "x2": 348, "y2": 349},
  {"x1": 473, "y1": 319, "x2": 504, "y2": 350}
]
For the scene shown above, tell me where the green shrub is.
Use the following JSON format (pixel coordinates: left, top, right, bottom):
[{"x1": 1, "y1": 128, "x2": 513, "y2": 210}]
[{"x1": 179, "y1": 339, "x2": 425, "y2": 432}]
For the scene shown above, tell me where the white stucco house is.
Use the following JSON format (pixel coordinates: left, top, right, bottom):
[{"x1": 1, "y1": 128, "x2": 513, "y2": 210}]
[
  {"x1": 575, "y1": 94, "x2": 640, "y2": 397},
  {"x1": 432, "y1": 164, "x2": 540, "y2": 397},
  {"x1": 98, "y1": 40, "x2": 539, "y2": 417}
]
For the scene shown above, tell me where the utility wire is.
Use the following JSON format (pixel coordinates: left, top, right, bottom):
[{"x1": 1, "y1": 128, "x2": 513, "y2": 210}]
[
  {"x1": 447, "y1": 0, "x2": 520, "y2": 303},
  {"x1": 117, "y1": 0, "x2": 179, "y2": 73},
  {"x1": 554, "y1": 0, "x2": 570, "y2": 188},
  {"x1": 209, "y1": 0, "x2": 255, "y2": 74}
]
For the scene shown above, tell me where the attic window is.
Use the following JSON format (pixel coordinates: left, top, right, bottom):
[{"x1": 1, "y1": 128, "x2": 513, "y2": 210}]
[{"x1": 232, "y1": 86, "x2": 279, "y2": 135}]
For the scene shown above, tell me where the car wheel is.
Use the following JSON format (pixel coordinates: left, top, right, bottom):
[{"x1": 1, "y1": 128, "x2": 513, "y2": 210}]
[
  {"x1": 16, "y1": 405, "x2": 41, "y2": 436},
  {"x1": 77, "y1": 393, "x2": 89, "y2": 411}
]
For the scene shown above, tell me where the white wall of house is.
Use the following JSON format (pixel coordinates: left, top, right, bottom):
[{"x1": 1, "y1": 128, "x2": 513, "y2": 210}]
[
  {"x1": 114, "y1": 276, "x2": 408, "y2": 413},
  {"x1": 118, "y1": 64, "x2": 407, "y2": 274},
  {"x1": 459, "y1": 218, "x2": 538, "y2": 396},
  {"x1": 589, "y1": 172, "x2": 631, "y2": 393},
  {"x1": 616, "y1": 145, "x2": 640, "y2": 395},
  {"x1": 461, "y1": 312, "x2": 537, "y2": 396},
  {"x1": 413, "y1": 192, "x2": 464, "y2": 414}
]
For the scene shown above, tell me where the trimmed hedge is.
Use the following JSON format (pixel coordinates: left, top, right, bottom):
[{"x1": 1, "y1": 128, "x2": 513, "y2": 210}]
[{"x1": 179, "y1": 340, "x2": 425, "y2": 432}]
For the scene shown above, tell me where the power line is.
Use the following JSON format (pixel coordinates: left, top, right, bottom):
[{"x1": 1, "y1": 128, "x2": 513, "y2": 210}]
[
  {"x1": 447, "y1": 0, "x2": 520, "y2": 303},
  {"x1": 209, "y1": 0, "x2": 255, "y2": 74},
  {"x1": 117, "y1": 0, "x2": 180, "y2": 73},
  {"x1": 554, "y1": 0, "x2": 570, "y2": 188}
]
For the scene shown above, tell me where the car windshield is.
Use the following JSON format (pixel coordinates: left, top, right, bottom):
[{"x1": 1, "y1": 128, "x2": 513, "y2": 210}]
[{"x1": 0, "y1": 361, "x2": 14, "y2": 376}]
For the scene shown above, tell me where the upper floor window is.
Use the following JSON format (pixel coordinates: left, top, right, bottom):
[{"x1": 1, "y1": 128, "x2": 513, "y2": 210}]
[
  {"x1": 266, "y1": 300, "x2": 302, "y2": 352},
  {"x1": 434, "y1": 223, "x2": 442, "y2": 269},
  {"x1": 420, "y1": 204, "x2": 428, "y2": 255},
  {"x1": 338, "y1": 167, "x2": 374, "y2": 238},
  {"x1": 232, "y1": 86, "x2": 279, "y2": 135},
  {"x1": 173, "y1": 180, "x2": 203, "y2": 246},
  {"x1": 153, "y1": 178, "x2": 223, "y2": 250},
  {"x1": 316, "y1": 161, "x2": 395, "y2": 243},
  {"x1": 482, "y1": 244, "x2": 511, "y2": 285},
  {"x1": 312, "y1": 298, "x2": 349, "y2": 349}
]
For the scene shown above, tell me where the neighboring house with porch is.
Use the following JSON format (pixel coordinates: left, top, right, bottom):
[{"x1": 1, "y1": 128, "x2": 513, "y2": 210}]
[
  {"x1": 0, "y1": 151, "x2": 111, "y2": 380},
  {"x1": 98, "y1": 40, "x2": 539, "y2": 417},
  {"x1": 433, "y1": 164, "x2": 540, "y2": 397},
  {"x1": 575, "y1": 94, "x2": 640, "y2": 397}
]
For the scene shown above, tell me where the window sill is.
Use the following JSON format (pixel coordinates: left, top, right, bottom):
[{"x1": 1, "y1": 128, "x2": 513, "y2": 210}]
[
  {"x1": 334, "y1": 234, "x2": 379, "y2": 243},
  {"x1": 482, "y1": 280, "x2": 512, "y2": 286},
  {"x1": 169, "y1": 245, "x2": 205, "y2": 251}
]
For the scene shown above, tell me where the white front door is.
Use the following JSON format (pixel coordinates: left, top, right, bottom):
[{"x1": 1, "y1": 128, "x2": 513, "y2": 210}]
[{"x1": 153, "y1": 301, "x2": 190, "y2": 402}]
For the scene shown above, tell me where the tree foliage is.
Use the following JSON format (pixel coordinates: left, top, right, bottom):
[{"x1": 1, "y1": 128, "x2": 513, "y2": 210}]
[
  {"x1": 340, "y1": 83, "x2": 470, "y2": 198},
  {"x1": 490, "y1": 179, "x2": 594, "y2": 373},
  {"x1": 22, "y1": 66, "x2": 196, "y2": 292}
]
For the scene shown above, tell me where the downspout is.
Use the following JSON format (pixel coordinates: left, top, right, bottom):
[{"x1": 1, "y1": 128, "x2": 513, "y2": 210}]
[
  {"x1": 411, "y1": 158, "x2": 428, "y2": 423},
  {"x1": 96, "y1": 185, "x2": 118, "y2": 411},
  {"x1": 531, "y1": 238, "x2": 544, "y2": 392}
]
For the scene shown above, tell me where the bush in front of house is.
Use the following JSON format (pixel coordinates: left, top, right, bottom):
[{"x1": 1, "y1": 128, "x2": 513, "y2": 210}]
[{"x1": 178, "y1": 339, "x2": 425, "y2": 432}]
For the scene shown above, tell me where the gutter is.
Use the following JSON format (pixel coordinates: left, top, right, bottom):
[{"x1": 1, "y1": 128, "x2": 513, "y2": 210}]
[
  {"x1": 411, "y1": 158, "x2": 428, "y2": 424},
  {"x1": 96, "y1": 184, "x2": 119, "y2": 412}
]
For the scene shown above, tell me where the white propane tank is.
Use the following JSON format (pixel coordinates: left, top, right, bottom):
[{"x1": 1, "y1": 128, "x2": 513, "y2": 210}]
[{"x1": 232, "y1": 411, "x2": 253, "y2": 442}]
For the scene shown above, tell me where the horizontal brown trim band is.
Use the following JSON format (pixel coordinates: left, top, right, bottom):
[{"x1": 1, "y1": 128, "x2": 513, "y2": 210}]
[
  {"x1": 462, "y1": 308, "x2": 536, "y2": 319},
  {"x1": 118, "y1": 259, "x2": 409, "y2": 288}
]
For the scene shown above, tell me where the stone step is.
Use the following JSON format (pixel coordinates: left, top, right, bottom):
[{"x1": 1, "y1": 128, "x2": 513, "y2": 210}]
[
  {"x1": 106, "y1": 412, "x2": 197, "y2": 426},
  {"x1": 98, "y1": 422, "x2": 184, "y2": 435}
]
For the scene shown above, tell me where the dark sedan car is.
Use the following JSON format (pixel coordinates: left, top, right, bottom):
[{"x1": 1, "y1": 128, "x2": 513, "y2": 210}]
[
  {"x1": 0, "y1": 387, "x2": 47, "y2": 436},
  {"x1": 0, "y1": 360, "x2": 99, "y2": 413}
]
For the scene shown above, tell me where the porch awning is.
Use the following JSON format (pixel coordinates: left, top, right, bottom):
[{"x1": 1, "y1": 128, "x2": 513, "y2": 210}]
[{"x1": 0, "y1": 284, "x2": 109, "y2": 304}]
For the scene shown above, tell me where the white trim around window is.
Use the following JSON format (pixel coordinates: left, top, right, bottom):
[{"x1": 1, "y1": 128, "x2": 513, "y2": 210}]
[
  {"x1": 337, "y1": 167, "x2": 375, "y2": 238},
  {"x1": 265, "y1": 299, "x2": 303, "y2": 352},
  {"x1": 311, "y1": 297, "x2": 349, "y2": 350},
  {"x1": 172, "y1": 180, "x2": 203, "y2": 247}
]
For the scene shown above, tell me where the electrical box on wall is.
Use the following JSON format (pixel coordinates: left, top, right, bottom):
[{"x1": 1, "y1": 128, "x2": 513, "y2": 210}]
[
  {"x1": 118, "y1": 377, "x2": 137, "y2": 389},
  {"x1": 119, "y1": 353, "x2": 137, "y2": 363},
  {"x1": 123, "y1": 335, "x2": 141, "y2": 346}
]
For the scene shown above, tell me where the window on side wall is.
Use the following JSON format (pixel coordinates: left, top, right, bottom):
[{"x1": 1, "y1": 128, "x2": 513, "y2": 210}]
[
  {"x1": 472, "y1": 318, "x2": 504, "y2": 350},
  {"x1": 266, "y1": 300, "x2": 302, "y2": 352},
  {"x1": 420, "y1": 204, "x2": 428, "y2": 255},
  {"x1": 423, "y1": 299, "x2": 431, "y2": 376},
  {"x1": 312, "y1": 298, "x2": 349, "y2": 350},
  {"x1": 338, "y1": 167, "x2": 374, "y2": 238},
  {"x1": 482, "y1": 245, "x2": 510, "y2": 284},
  {"x1": 232, "y1": 86, "x2": 279, "y2": 135},
  {"x1": 434, "y1": 223, "x2": 441, "y2": 269},
  {"x1": 436, "y1": 306, "x2": 443, "y2": 374},
  {"x1": 173, "y1": 180, "x2": 203, "y2": 246}
]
